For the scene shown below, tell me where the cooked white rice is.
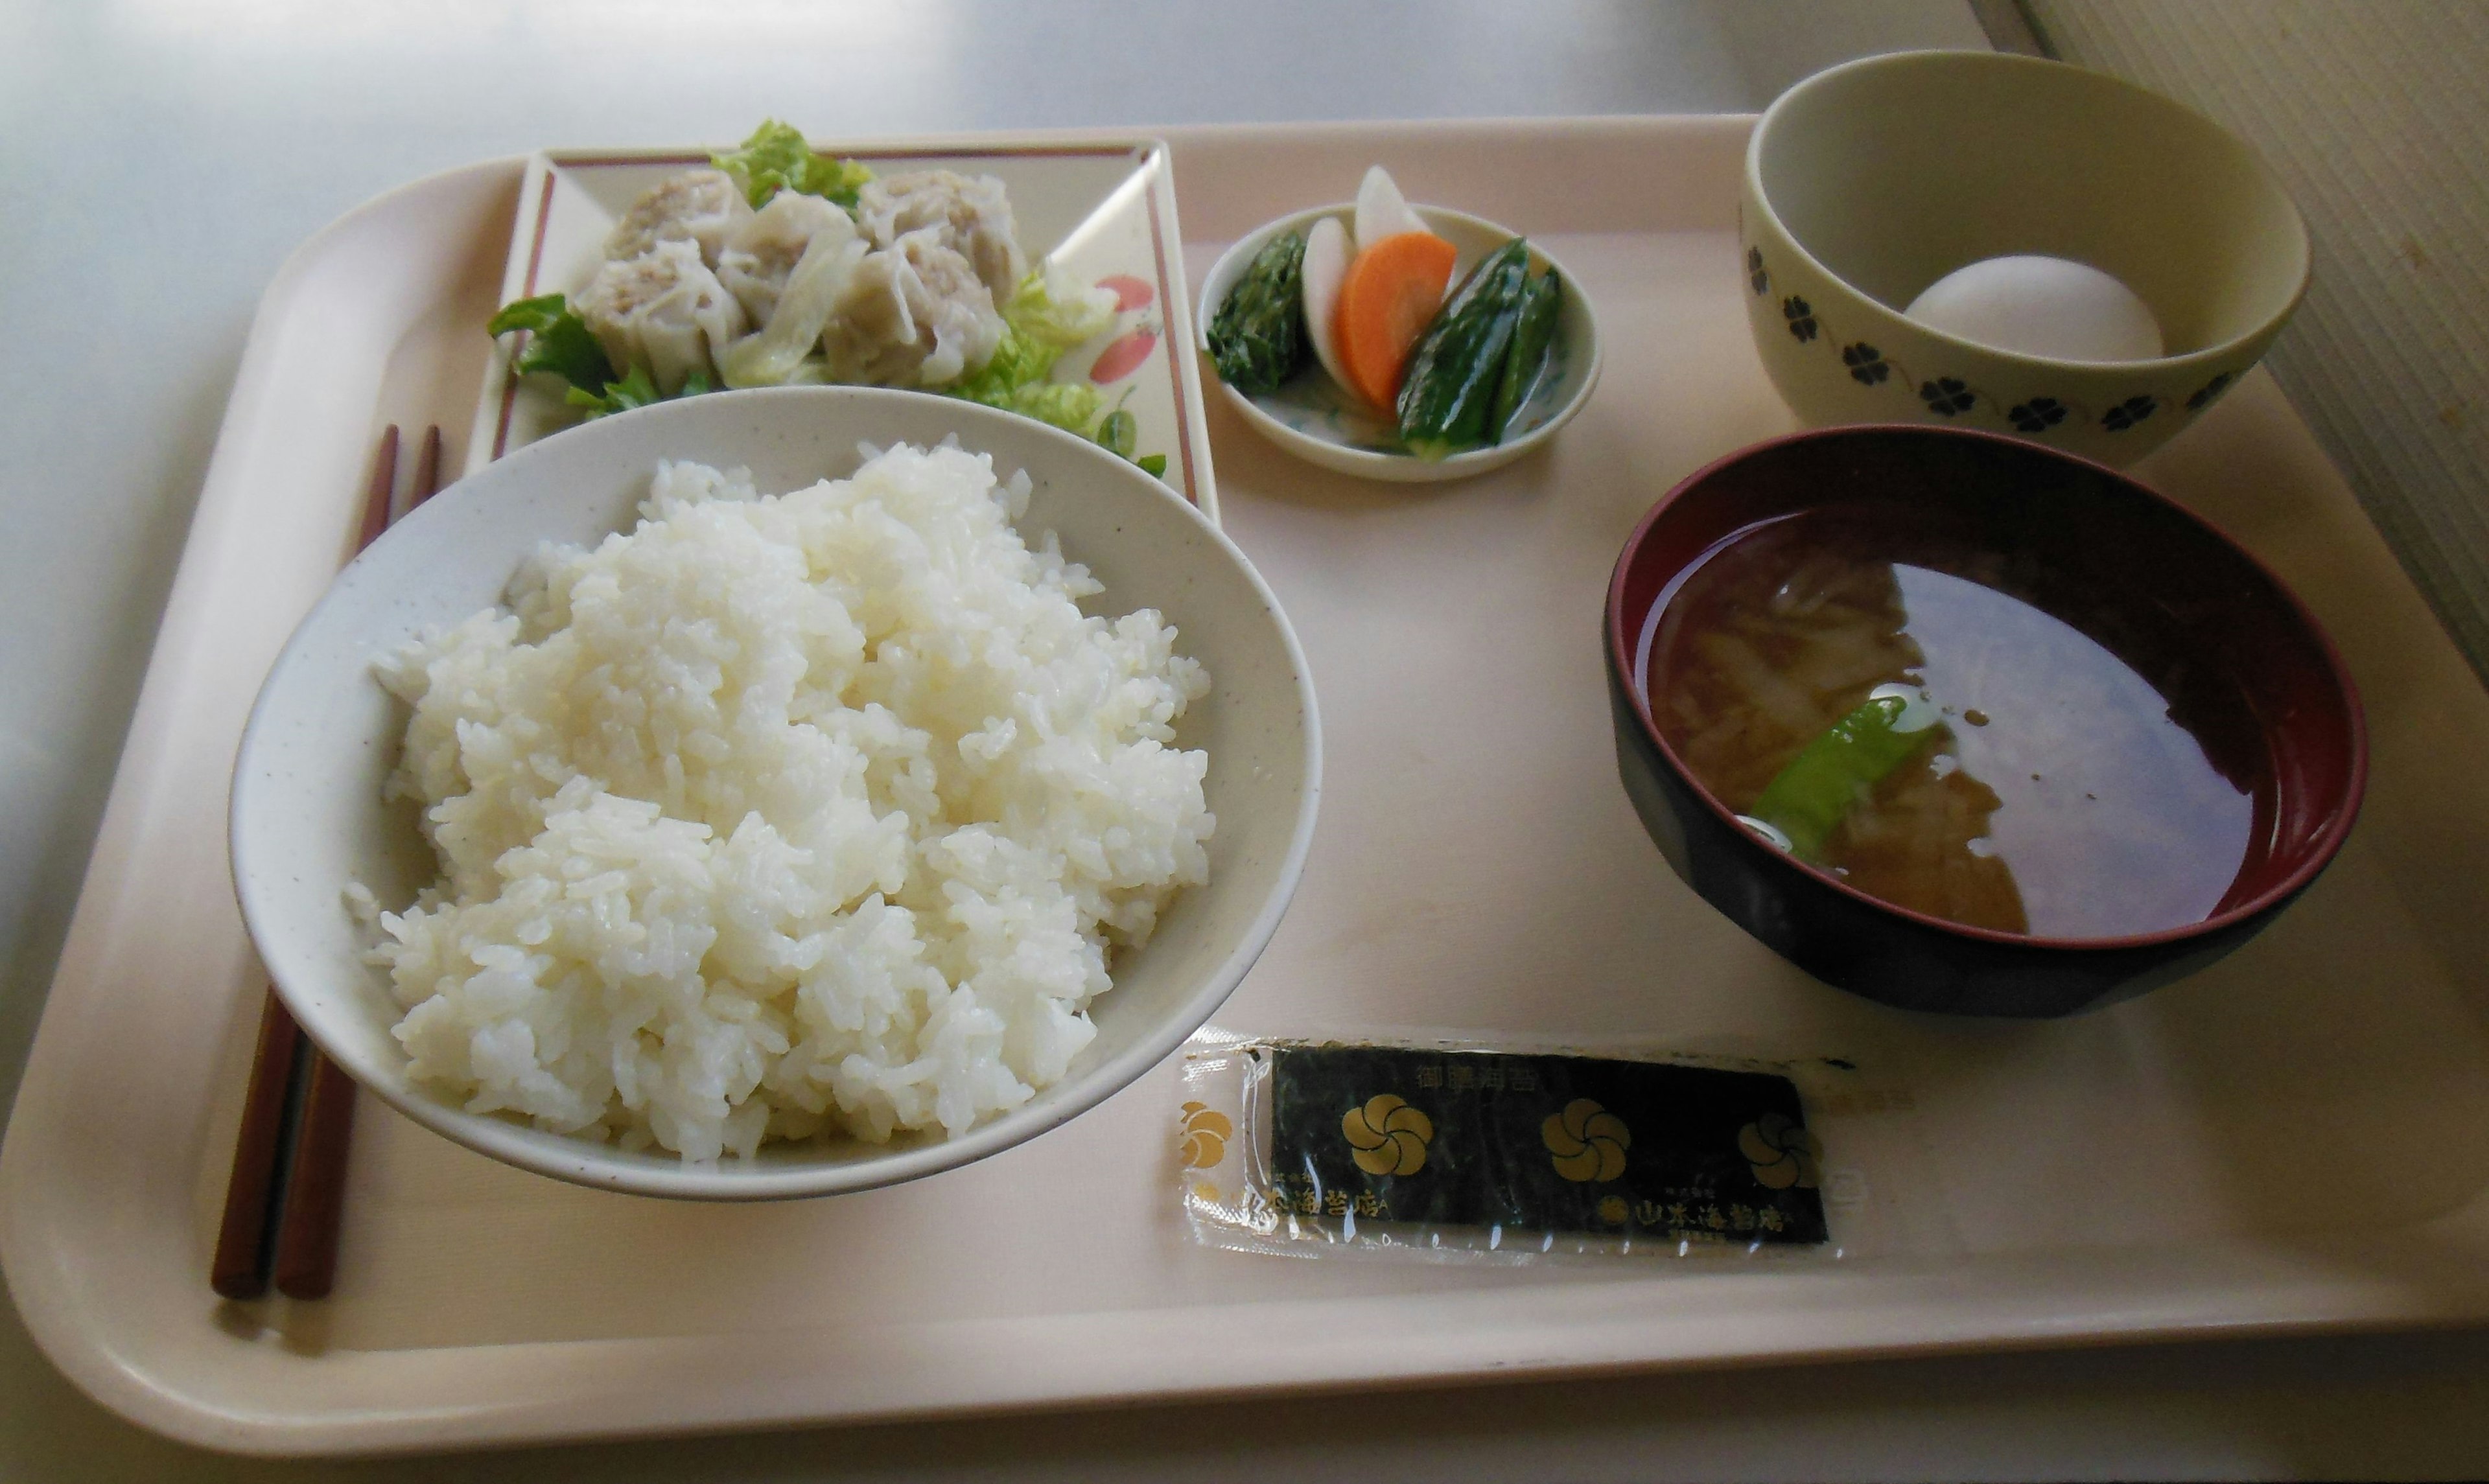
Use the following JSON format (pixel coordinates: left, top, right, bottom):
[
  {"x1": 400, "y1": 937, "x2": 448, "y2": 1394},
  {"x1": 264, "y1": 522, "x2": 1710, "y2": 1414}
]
[{"x1": 360, "y1": 443, "x2": 1213, "y2": 1161}]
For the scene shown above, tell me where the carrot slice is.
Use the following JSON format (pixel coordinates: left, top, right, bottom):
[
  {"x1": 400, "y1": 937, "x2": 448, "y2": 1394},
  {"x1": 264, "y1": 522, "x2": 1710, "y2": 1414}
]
[{"x1": 1333, "y1": 231, "x2": 1459, "y2": 410}]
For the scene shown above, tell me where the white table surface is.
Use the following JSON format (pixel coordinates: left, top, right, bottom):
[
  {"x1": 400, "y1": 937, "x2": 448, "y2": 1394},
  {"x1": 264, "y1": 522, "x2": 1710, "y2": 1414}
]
[{"x1": 7, "y1": 1, "x2": 2489, "y2": 1477}]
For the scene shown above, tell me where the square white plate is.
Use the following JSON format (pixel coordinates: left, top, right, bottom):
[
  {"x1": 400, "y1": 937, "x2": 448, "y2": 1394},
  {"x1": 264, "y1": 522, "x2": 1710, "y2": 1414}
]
[{"x1": 466, "y1": 137, "x2": 1219, "y2": 519}]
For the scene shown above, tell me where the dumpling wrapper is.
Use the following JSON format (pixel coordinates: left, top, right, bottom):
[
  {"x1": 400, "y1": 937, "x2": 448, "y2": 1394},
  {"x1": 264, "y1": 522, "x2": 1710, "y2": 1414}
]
[
  {"x1": 855, "y1": 170, "x2": 1028, "y2": 304},
  {"x1": 574, "y1": 240, "x2": 750, "y2": 393},
  {"x1": 819, "y1": 228, "x2": 1005, "y2": 388},
  {"x1": 721, "y1": 231, "x2": 869, "y2": 388},
  {"x1": 605, "y1": 169, "x2": 754, "y2": 268},
  {"x1": 717, "y1": 191, "x2": 859, "y2": 325}
]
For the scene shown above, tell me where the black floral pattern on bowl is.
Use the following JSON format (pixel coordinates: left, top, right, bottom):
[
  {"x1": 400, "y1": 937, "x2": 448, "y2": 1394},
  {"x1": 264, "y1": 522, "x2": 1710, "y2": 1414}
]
[
  {"x1": 1920, "y1": 377, "x2": 1976, "y2": 416},
  {"x1": 1841, "y1": 342, "x2": 1889, "y2": 385},
  {"x1": 2008, "y1": 397, "x2": 2067, "y2": 433},
  {"x1": 2102, "y1": 395, "x2": 2157, "y2": 432},
  {"x1": 1753, "y1": 263, "x2": 2204, "y2": 446}
]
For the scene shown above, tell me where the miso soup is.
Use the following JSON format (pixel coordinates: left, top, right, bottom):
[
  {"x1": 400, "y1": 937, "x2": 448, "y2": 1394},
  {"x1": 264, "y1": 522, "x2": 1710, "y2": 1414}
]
[{"x1": 1642, "y1": 507, "x2": 2265, "y2": 938}]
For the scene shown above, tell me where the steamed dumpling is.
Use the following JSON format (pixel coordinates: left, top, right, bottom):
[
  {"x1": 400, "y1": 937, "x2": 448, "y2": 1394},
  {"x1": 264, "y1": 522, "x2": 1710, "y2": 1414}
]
[
  {"x1": 605, "y1": 169, "x2": 754, "y2": 267},
  {"x1": 854, "y1": 170, "x2": 1027, "y2": 302},
  {"x1": 717, "y1": 191, "x2": 859, "y2": 324},
  {"x1": 574, "y1": 240, "x2": 750, "y2": 393},
  {"x1": 819, "y1": 227, "x2": 1006, "y2": 388},
  {"x1": 720, "y1": 227, "x2": 869, "y2": 388}
]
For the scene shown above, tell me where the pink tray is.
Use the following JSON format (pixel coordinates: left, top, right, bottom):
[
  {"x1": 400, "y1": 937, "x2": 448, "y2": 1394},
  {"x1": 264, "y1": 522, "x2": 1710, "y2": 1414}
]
[{"x1": 8, "y1": 117, "x2": 2489, "y2": 1457}]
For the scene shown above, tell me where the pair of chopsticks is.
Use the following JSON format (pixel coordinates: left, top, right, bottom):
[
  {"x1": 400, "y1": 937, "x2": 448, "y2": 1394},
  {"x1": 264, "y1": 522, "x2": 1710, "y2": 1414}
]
[{"x1": 211, "y1": 424, "x2": 441, "y2": 1302}]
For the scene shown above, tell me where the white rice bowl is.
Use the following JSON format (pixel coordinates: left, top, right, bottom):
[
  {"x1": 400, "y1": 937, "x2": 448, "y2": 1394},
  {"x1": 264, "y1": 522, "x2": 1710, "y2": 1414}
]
[{"x1": 356, "y1": 444, "x2": 1215, "y2": 1163}]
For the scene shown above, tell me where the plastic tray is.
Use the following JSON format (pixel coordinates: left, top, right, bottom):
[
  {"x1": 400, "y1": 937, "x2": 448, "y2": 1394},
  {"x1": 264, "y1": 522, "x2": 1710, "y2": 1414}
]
[{"x1": 7, "y1": 116, "x2": 2489, "y2": 1457}]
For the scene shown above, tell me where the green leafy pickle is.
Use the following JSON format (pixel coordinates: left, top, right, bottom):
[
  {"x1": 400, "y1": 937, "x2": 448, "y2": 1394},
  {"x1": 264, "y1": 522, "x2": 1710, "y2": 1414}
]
[
  {"x1": 1747, "y1": 688, "x2": 1943, "y2": 861},
  {"x1": 487, "y1": 293, "x2": 614, "y2": 395},
  {"x1": 712, "y1": 119, "x2": 875, "y2": 209},
  {"x1": 1208, "y1": 231, "x2": 1309, "y2": 395}
]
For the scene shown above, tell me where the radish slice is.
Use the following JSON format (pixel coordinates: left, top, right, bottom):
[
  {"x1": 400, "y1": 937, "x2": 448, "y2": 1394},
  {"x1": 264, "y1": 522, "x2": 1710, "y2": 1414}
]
[
  {"x1": 1353, "y1": 165, "x2": 1429, "y2": 249},
  {"x1": 1302, "y1": 214, "x2": 1353, "y2": 393}
]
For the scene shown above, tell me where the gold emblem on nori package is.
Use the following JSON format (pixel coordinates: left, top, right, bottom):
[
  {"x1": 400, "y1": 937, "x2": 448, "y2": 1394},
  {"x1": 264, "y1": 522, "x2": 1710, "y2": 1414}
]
[
  {"x1": 1543, "y1": 1098, "x2": 1632, "y2": 1182},
  {"x1": 1178, "y1": 1102, "x2": 1234, "y2": 1169},
  {"x1": 1736, "y1": 1111, "x2": 1821, "y2": 1190},
  {"x1": 1341, "y1": 1094, "x2": 1434, "y2": 1176}
]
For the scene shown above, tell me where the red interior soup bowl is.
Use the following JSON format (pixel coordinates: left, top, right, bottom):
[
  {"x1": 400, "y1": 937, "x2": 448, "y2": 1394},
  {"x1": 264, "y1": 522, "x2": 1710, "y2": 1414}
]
[{"x1": 1605, "y1": 424, "x2": 2365, "y2": 1017}]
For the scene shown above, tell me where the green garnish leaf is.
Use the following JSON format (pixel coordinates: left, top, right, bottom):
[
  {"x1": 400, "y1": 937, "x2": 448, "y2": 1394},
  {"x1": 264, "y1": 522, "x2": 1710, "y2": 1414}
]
[
  {"x1": 1137, "y1": 453, "x2": 1169, "y2": 478},
  {"x1": 558, "y1": 363, "x2": 720, "y2": 421},
  {"x1": 712, "y1": 119, "x2": 876, "y2": 209},
  {"x1": 487, "y1": 293, "x2": 614, "y2": 395},
  {"x1": 1746, "y1": 686, "x2": 1943, "y2": 860},
  {"x1": 564, "y1": 365, "x2": 662, "y2": 417},
  {"x1": 1095, "y1": 409, "x2": 1138, "y2": 458}
]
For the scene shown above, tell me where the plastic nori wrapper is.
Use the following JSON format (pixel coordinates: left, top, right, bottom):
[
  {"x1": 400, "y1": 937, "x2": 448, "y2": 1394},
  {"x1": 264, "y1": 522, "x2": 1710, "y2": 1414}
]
[
  {"x1": 1178, "y1": 1030, "x2": 1951, "y2": 1264},
  {"x1": 1267, "y1": 1045, "x2": 1827, "y2": 1244}
]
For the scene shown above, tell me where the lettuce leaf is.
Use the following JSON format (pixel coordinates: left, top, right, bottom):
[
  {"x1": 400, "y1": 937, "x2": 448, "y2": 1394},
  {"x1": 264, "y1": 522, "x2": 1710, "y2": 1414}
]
[
  {"x1": 563, "y1": 366, "x2": 712, "y2": 419},
  {"x1": 956, "y1": 378, "x2": 1107, "y2": 438},
  {"x1": 712, "y1": 120, "x2": 876, "y2": 209},
  {"x1": 943, "y1": 272, "x2": 1121, "y2": 436},
  {"x1": 1001, "y1": 269, "x2": 1118, "y2": 350},
  {"x1": 487, "y1": 294, "x2": 614, "y2": 395}
]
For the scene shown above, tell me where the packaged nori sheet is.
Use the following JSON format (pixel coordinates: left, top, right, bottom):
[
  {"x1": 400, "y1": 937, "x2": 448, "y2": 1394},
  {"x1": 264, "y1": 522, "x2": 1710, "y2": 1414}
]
[{"x1": 1265, "y1": 1045, "x2": 1828, "y2": 1244}]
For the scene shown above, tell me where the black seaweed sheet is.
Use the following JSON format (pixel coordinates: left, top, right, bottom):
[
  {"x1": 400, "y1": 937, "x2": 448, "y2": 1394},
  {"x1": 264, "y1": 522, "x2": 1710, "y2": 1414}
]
[{"x1": 1267, "y1": 1046, "x2": 1829, "y2": 1245}]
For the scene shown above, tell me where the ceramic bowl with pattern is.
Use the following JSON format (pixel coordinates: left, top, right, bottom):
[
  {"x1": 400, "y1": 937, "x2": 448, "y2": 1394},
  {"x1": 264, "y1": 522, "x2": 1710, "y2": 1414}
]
[
  {"x1": 1197, "y1": 203, "x2": 1601, "y2": 483},
  {"x1": 1742, "y1": 51, "x2": 2308, "y2": 467}
]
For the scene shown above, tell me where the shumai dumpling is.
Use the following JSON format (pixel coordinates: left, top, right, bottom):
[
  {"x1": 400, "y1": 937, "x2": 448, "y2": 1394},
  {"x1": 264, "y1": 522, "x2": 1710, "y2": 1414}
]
[
  {"x1": 574, "y1": 240, "x2": 749, "y2": 393},
  {"x1": 854, "y1": 170, "x2": 1027, "y2": 303},
  {"x1": 605, "y1": 168, "x2": 754, "y2": 268},
  {"x1": 819, "y1": 227, "x2": 1006, "y2": 388},
  {"x1": 716, "y1": 191, "x2": 859, "y2": 325},
  {"x1": 719, "y1": 227, "x2": 869, "y2": 387}
]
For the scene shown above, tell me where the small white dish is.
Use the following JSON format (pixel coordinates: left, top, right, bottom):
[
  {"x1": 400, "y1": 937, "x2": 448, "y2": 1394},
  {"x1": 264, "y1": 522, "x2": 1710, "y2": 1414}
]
[
  {"x1": 231, "y1": 386, "x2": 1320, "y2": 1201},
  {"x1": 1198, "y1": 203, "x2": 1602, "y2": 483}
]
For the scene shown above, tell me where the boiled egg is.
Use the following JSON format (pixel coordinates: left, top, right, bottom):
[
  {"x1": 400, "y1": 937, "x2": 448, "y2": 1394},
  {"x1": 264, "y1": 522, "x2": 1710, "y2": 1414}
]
[{"x1": 1904, "y1": 255, "x2": 2164, "y2": 362}]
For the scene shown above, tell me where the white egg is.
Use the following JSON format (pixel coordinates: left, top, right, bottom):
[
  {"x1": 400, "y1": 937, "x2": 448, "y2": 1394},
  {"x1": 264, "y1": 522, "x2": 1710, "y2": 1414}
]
[{"x1": 1904, "y1": 255, "x2": 2165, "y2": 362}]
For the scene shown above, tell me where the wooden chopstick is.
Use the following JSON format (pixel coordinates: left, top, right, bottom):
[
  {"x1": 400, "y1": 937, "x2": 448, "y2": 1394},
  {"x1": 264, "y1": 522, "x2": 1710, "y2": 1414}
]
[
  {"x1": 208, "y1": 990, "x2": 307, "y2": 1298},
  {"x1": 266, "y1": 426, "x2": 444, "y2": 1301},
  {"x1": 213, "y1": 424, "x2": 441, "y2": 1302}
]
